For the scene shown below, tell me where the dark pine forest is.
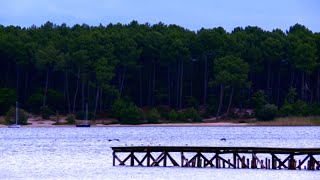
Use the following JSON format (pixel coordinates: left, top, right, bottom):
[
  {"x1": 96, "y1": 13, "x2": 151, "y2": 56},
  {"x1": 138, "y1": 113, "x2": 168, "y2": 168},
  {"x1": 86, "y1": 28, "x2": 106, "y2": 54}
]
[{"x1": 1, "y1": 21, "x2": 320, "y2": 123}]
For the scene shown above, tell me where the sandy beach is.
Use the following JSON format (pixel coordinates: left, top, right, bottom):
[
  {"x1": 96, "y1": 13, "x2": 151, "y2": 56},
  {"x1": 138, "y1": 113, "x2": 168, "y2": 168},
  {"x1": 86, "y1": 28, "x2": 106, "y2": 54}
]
[{"x1": 0, "y1": 116, "x2": 251, "y2": 128}]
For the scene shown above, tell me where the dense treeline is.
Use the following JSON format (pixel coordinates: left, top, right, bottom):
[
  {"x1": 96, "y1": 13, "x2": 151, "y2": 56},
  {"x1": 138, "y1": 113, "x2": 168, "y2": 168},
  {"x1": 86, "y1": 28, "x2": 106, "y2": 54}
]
[{"x1": 0, "y1": 21, "x2": 320, "y2": 121}]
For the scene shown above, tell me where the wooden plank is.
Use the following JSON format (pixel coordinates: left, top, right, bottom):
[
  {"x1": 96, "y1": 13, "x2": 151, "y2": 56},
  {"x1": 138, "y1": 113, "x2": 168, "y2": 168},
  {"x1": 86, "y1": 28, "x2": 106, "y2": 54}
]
[{"x1": 111, "y1": 146, "x2": 320, "y2": 154}]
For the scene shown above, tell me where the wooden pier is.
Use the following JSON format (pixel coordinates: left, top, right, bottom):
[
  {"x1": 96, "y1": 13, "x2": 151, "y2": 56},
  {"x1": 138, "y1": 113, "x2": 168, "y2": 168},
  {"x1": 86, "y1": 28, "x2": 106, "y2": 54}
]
[{"x1": 112, "y1": 146, "x2": 320, "y2": 170}]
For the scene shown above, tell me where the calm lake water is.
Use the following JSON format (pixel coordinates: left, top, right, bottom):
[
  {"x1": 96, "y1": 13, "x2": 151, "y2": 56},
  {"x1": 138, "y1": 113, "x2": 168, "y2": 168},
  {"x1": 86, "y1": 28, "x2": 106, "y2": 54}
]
[{"x1": 0, "y1": 126, "x2": 320, "y2": 180}]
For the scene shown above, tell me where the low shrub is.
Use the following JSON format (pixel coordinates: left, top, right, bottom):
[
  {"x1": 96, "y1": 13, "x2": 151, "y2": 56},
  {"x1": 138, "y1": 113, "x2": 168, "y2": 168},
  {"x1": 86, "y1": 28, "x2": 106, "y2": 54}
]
[
  {"x1": 112, "y1": 98, "x2": 143, "y2": 124},
  {"x1": 184, "y1": 108, "x2": 202, "y2": 122},
  {"x1": 255, "y1": 104, "x2": 278, "y2": 121},
  {"x1": 146, "y1": 108, "x2": 161, "y2": 124},
  {"x1": 168, "y1": 110, "x2": 178, "y2": 122},
  {"x1": 279, "y1": 99, "x2": 309, "y2": 117},
  {"x1": 40, "y1": 106, "x2": 53, "y2": 119},
  {"x1": 66, "y1": 114, "x2": 76, "y2": 124},
  {"x1": 5, "y1": 106, "x2": 29, "y2": 125},
  {"x1": 112, "y1": 98, "x2": 129, "y2": 119},
  {"x1": 119, "y1": 105, "x2": 143, "y2": 125}
]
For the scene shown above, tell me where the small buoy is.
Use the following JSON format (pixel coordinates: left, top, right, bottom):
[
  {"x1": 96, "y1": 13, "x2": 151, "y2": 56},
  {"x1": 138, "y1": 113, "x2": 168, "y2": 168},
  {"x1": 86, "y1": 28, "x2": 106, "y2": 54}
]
[{"x1": 220, "y1": 138, "x2": 226, "y2": 141}]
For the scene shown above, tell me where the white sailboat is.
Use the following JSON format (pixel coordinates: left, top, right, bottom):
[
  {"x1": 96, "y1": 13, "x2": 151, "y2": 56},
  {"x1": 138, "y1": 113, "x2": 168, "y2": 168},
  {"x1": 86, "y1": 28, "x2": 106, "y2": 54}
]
[{"x1": 8, "y1": 101, "x2": 20, "y2": 128}]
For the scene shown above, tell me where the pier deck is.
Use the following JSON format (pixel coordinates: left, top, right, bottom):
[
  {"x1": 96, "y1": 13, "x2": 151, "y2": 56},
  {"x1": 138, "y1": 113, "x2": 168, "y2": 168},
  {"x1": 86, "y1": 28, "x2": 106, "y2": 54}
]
[{"x1": 112, "y1": 146, "x2": 320, "y2": 170}]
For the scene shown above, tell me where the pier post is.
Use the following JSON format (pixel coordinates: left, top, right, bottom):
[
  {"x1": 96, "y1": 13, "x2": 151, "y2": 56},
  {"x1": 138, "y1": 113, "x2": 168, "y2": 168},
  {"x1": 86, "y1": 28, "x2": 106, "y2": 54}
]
[
  {"x1": 130, "y1": 152, "x2": 134, "y2": 166},
  {"x1": 147, "y1": 151, "x2": 151, "y2": 166},
  {"x1": 233, "y1": 152, "x2": 237, "y2": 169}
]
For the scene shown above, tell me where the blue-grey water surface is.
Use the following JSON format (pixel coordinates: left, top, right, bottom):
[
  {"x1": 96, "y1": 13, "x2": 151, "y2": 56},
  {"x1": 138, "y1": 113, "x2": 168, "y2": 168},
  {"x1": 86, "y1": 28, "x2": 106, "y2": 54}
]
[{"x1": 0, "y1": 126, "x2": 320, "y2": 180}]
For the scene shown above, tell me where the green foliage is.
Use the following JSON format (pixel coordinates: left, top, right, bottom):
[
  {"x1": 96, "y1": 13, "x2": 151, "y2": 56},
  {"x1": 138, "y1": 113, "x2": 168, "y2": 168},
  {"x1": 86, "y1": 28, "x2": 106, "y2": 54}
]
[
  {"x1": 309, "y1": 104, "x2": 320, "y2": 116},
  {"x1": 286, "y1": 88, "x2": 298, "y2": 104},
  {"x1": 251, "y1": 90, "x2": 268, "y2": 110},
  {"x1": 184, "y1": 108, "x2": 202, "y2": 122},
  {"x1": 5, "y1": 106, "x2": 29, "y2": 125},
  {"x1": 66, "y1": 114, "x2": 75, "y2": 124},
  {"x1": 1, "y1": 22, "x2": 320, "y2": 123},
  {"x1": 279, "y1": 100, "x2": 294, "y2": 117},
  {"x1": 156, "y1": 106, "x2": 170, "y2": 120},
  {"x1": 0, "y1": 88, "x2": 16, "y2": 115},
  {"x1": 213, "y1": 55, "x2": 249, "y2": 87},
  {"x1": 112, "y1": 98, "x2": 129, "y2": 119},
  {"x1": 40, "y1": 106, "x2": 53, "y2": 119},
  {"x1": 185, "y1": 96, "x2": 199, "y2": 109},
  {"x1": 255, "y1": 104, "x2": 278, "y2": 121},
  {"x1": 47, "y1": 89, "x2": 64, "y2": 112},
  {"x1": 279, "y1": 89, "x2": 308, "y2": 117},
  {"x1": 146, "y1": 108, "x2": 161, "y2": 124},
  {"x1": 112, "y1": 98, "x2": 143, "y2": 124},
  {"x1": 119, "y1": 105, "x2": 143, "y2": 125},
  {"x1": 168, "y1": 110, "x2": 178, "y2": 122},
  {"x1": 26, "y1": 93, "x2": 43, "y2": 113}
]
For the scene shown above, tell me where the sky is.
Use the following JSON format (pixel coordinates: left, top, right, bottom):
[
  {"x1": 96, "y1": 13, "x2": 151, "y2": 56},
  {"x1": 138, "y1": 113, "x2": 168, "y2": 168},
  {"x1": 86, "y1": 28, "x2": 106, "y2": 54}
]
[{"x1": 0, "y1": 0, "x2": 319, "y2": 32}]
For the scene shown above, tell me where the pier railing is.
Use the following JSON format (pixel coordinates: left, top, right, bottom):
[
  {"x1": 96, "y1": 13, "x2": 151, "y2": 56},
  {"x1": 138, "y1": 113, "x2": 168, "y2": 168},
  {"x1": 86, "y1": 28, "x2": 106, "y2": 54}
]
[{"x1": 111, "y1": 146, "x2": 320, "y2": 170}]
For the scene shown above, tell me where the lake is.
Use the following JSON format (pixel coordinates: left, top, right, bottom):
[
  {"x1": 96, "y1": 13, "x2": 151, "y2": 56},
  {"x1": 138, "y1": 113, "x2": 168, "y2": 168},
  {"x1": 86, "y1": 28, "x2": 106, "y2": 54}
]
[{"x1": 0, "y1": 126, "x2": 320, "y2": 179}]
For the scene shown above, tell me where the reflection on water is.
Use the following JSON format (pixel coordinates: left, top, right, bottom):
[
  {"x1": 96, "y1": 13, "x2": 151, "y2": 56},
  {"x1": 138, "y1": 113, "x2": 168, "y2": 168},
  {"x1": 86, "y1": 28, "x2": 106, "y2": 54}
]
[{"x1": 0, "y1": 126, "x2": 320, "y2": 179}]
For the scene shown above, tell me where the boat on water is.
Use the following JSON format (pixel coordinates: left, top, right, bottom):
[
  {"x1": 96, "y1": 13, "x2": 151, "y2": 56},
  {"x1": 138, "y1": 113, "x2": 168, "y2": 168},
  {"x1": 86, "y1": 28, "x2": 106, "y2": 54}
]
[
  {"x1": 8, "y1": 101, "x2": 20, "y2": 128},
  {"x1": 8, "y1": 124, "x2": 20, "y2": 128},
  {"x1": 76, "y1": 124, "x2": 90, "y2": 127}
]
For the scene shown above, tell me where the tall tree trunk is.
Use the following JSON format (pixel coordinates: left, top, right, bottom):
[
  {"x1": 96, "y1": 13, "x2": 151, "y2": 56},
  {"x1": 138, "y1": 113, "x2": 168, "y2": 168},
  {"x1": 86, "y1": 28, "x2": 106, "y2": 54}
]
[
  {"x1": 290, "y1": 69, "x2": 295, "y2": 88},
  {"x1": 176, "y1": 60, "x2": 180, "y2": 108},
  {"x1": 4, "y1": 62, "x2": 10, "y2": 88},
  {"x1": 216, "y1": 83, "x2": 224, "y2": 118},
  {"x1": 203, "y1": 54, "x2": 208, "y2": 107},
  {"x1": 93, "y1": 85, "x2": 99, "y2": 121},
  {"x1": 179, "y1": 60, "x2": 183, "y2": 109},
  {"x1": 65, "y1": 68, "x2": 71, "y2": 114},
  {"x1": 99, "y1": 87, "x2": 102, "y2": 113},
  {"x1": 167, "y1": 67, "x2": 171, "y2": 107},
  {"x1": 317, "y1": 70, "x2": 320, "y2": 103},
  {"x1": 119, "y1": 67, "x2": 126, "y2": 97},
  {"x1": 43, "y1": 69, "x2": 49, "y2": 107},
  {"x1": 139, "y1": 67, "x2": 142, "y2": 106},
  {"x1": 276, "y1": 70, "x2": 281, "y2": 107},
  {"x1": 87, "y1": 80, "x2": 90, "y2": 111},
  {"x1": 72, "y1": 68, "x2": 80, "y2": 113},
  {"x1": 148, "y1": 66, "x2": 152, "y2": 106},
  {"x1": 226, "y1": 85, "x2": 234, "y2": 115},
  {"x1": 24, "y1": 70, "x2": 29, "y2": 104},
  {"x1": 82, "y1": 80, "x2": 85, "y2": 112},
  {"x1": 267, "y1": 63, "x2": 271, "y2": 102},
  {"x1": 190, "y1": 62, "x2": 193, "y2": 97},
  {"x1": 152, "y1": 61, "x2": 156, "y2": 106},
  {"x1": 16, "y1": 64, "x2": 19, "y2": 101},
  {"x1": 301, "y1": 71, "x2": 305, "y2": 101}
]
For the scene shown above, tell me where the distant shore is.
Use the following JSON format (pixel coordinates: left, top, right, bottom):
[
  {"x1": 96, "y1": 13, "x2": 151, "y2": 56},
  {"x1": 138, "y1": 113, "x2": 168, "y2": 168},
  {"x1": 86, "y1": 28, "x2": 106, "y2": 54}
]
[
  {"x1": 0, "y1": 120, "x2": 251, "y2": 128},
  {"x1": 1, "y1": 116, "x2": 320, "y2": 128}
]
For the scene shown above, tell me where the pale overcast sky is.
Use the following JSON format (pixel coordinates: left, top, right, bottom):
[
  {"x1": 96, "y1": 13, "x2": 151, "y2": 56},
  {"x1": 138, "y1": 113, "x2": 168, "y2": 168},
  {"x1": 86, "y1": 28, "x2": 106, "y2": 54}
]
[{"x1": 0, "y1": 0, "x2": 319, "y2": 32}]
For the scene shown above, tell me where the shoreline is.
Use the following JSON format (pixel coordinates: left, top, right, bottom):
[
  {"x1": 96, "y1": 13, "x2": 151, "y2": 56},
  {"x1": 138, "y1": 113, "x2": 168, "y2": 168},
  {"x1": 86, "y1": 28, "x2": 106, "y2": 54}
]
[
  {"x1": 2, "y1": 116, "x2": 320, "y2": 128},
  {"x1": 0, "y1": 121, "x2": 251, "y2": 128}
]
